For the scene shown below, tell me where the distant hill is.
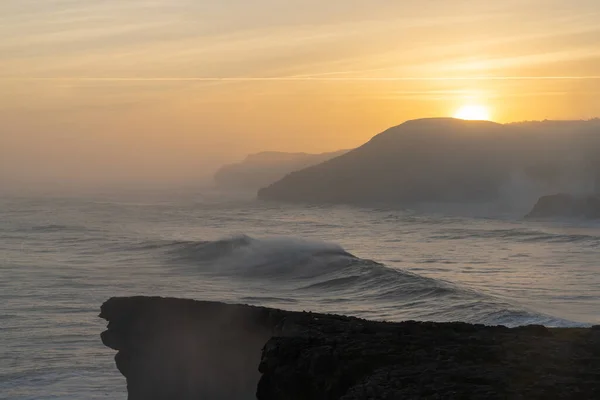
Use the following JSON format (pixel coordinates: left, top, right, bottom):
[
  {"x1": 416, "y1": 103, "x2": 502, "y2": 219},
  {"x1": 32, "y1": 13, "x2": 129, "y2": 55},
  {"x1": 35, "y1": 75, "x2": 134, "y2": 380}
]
[
  {"x1": 525, "y1": 193, "x2": 600, "y2": 220},
  {"x1": 213, "y1": 150, "x2": 348, "y2": 191},
  {"x1": 258, "y1": 118, "x2": 600, "y2": 206}
]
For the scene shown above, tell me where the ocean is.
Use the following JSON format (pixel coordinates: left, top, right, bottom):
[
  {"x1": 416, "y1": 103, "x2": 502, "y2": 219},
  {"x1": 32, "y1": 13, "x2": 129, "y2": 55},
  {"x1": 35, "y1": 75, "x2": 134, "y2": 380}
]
[{"x1": 1, "y1": 189, "x2": 599, "y2": 399}]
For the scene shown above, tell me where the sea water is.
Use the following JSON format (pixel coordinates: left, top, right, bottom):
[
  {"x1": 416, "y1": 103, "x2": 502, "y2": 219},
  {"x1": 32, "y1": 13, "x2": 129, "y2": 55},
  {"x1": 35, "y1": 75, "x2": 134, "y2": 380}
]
[{"x1": 1, "y1": 189, "x2": 599, "y2": 399}]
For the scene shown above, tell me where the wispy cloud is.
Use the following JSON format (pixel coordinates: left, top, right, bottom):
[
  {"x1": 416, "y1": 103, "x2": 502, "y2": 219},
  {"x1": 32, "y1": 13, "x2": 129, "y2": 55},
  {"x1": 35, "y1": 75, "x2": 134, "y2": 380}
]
[
  {"x1": 2, "y1": 1, "x2": 599, "y2": 83},
  {"x1": 4, "y1": 76, "x2": 600, "y2": 82}
]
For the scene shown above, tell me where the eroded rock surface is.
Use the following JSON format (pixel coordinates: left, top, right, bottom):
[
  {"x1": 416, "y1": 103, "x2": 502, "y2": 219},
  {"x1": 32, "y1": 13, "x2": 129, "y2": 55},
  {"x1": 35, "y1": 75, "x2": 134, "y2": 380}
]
[{"x1": 100, "y1": 296, "x2": 600, "y2": 399}]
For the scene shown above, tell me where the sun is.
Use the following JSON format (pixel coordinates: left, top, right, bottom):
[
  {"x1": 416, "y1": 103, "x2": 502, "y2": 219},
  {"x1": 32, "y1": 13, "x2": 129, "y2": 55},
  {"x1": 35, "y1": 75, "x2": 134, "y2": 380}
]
[{"x1": 453, "y1": 104, "x2": 491, "y2": 121}]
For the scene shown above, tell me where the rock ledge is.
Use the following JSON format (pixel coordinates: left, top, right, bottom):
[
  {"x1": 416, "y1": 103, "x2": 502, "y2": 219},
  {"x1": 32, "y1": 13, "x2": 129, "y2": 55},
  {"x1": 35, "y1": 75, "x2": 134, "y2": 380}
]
[{"x1": 100, "y1": 296, "x2": 600, "y2": 399}]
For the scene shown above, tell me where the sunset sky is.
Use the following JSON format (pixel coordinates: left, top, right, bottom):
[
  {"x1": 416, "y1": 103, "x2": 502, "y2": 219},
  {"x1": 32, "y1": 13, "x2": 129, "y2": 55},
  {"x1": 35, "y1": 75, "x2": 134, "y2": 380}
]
[{"x1": 2, "y1": 0, "x2": 600, "y2": 188}]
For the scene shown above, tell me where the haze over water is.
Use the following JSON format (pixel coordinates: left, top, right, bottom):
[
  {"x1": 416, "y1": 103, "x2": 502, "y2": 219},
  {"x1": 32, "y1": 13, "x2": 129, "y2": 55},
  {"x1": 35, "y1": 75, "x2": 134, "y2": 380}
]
[{"x1": 2, "y1": 1, "x2": 600, "y2": 190}]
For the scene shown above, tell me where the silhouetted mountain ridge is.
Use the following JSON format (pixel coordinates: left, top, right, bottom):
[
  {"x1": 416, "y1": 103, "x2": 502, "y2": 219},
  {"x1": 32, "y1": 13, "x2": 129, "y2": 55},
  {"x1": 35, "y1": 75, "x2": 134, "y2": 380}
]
[
  {"x1": 258, "y1": 118, "x2": 600, "y2": 206},
  {"x1": 213, "y1": 149, "x2": 348, "y2": 191}
]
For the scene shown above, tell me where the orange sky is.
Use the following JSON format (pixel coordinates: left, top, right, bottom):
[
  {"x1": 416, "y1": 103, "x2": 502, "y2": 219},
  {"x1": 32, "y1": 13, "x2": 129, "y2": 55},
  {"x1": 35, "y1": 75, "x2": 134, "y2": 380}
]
[{"x1": 2, "y1": 0, "x2": 600, "y2": 188}]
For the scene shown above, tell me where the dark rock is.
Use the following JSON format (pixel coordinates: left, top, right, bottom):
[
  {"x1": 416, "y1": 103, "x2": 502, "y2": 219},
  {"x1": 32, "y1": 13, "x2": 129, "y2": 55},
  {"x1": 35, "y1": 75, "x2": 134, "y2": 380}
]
[
  {"x1": 99, "y1": 297, "x2": 284, "y2": 400},
  {"x1": 100, "y1": 296, "x2": 600, "y2": 400},
  {"x1": 512, "y1": 324, "x2": 551, "y2": 336},
  {"x1": 525, "y1": 193, "x2": 600, "y2": 219}
]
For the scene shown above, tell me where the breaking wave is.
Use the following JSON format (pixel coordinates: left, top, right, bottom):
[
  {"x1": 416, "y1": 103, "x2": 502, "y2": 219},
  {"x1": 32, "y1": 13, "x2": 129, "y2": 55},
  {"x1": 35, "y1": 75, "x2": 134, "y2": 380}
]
[{"x1": 140, "y1": 234, "x2": 585, "y2": 327}]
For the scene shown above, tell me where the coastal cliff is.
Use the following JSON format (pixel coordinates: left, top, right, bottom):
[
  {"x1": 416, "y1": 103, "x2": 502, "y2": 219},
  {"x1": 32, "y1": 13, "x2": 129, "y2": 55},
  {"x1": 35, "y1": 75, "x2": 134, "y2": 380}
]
[
  {"x1": 100, "y1": 296, "x2": 600, "y2": 399},
  {"x1": 99, "y1": 297, "x2": 281, "y2": 399},
  {"x1": 525, "y1": 193, "x2": 600, "y2": 219},
  {"x1": 257, "y1": 118, "x2": 600, "y2": 205}
]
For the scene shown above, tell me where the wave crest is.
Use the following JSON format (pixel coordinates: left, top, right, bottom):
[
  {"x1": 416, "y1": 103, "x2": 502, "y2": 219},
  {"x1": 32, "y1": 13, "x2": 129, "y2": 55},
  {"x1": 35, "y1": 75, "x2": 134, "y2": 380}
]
[{"x1": 137, "y1": 234, "x2": 584, "y2": 327}]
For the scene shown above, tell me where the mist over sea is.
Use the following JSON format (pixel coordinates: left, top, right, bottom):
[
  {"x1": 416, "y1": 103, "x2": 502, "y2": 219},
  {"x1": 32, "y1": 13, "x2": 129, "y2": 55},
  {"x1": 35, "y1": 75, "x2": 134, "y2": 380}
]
[{"x1": 2, "y1": 188, "x2": 599, "y2": 399}]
